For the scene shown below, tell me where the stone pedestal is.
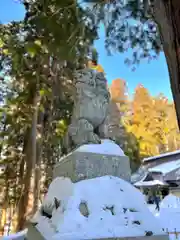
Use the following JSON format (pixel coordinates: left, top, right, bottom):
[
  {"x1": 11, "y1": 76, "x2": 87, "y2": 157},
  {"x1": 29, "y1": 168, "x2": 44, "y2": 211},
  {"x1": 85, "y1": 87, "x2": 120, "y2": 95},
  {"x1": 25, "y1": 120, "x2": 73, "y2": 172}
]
[{"x1": 53, "y1": 151, "x2": 131, "y2": 182}]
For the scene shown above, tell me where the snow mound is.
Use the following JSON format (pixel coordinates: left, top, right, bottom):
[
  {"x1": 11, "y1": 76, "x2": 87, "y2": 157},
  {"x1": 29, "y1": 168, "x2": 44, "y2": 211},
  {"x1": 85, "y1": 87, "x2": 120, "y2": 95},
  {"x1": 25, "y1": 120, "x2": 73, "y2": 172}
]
[
  {"x1": 35, "y1": 176, "x2": 164, "y2": 240},
  {"x1": 76, "y1": 139, "x2": 125, "y2": 156},
  {"x1": 158, "y1": 194, "x2": 180, "y2": 231},
  {"x1": 160, "y1": 194, "x2": 180, "y2": 209}
]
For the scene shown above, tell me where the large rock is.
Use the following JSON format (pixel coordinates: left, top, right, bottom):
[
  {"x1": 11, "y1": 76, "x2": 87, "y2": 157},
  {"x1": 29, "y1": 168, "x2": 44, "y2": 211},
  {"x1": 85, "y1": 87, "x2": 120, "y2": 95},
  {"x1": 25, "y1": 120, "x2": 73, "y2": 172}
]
[
  {"x1": 53, "y1": 139, "x2": 131, "y2": 182},
  {"x1": 27, "y1": 176, "x2": 168, "y2": 240}
]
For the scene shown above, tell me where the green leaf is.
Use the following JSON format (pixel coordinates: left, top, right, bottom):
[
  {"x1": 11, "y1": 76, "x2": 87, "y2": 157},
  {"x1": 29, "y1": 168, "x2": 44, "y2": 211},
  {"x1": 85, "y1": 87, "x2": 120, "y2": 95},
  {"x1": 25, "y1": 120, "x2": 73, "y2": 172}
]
[
  {"x1": 0, "y1": 38, "x2": 4, "y2": 48},
  {"x1": 25, "y1": 43, "x2": 37, "y2": 58},
  {"x1": 3, "y1": 49, "x2": 9, "y2": 55},
  {"x1": 39, "y1": 89, "x2": 46, "y2": 97},
  {"x1": 39, "y1": 104, "x2": 45, "y2": 112},
  {"x1": 39, "y1": 88, "x2": 52, "y2": 97},
  {"x1": 34, "y1": 39, "x2": 42, "y2": 47}
]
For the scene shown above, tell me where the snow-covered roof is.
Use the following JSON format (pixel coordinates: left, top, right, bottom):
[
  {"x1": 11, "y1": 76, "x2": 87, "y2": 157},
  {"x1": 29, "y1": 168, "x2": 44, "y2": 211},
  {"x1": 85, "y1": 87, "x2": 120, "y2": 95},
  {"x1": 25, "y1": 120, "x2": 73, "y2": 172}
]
[
  {"x1": 143, "y1": 149, "x2": 180, "y2": 162},
  {"x1": 149, "y1": 159, "x2": 180, "y2": 175},
  {"x1": 134, "y1": 180, "x2": 167, "y2": 187},
  {"x1": 33, "y1": 176, "x2": 164, "y2": 239}
]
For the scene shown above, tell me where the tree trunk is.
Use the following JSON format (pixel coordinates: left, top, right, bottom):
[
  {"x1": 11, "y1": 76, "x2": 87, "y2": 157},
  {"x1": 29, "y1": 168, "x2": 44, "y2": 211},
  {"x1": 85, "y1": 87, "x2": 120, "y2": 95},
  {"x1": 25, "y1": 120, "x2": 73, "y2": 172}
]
[
  {"x1": 16, "y1": 128, "x2": 33, "y2": 231},
  {"x1": 153, "y1": 0, "x2": 180, "y2": 130},
  {"x1": 0, "y1": 165, "x2": 10, "y2": 235},
  {"x1": 16, "y1": 94, "x2": 39, "y2": 231},
  {"x1": 32, "y1": 100, "x2": 44, "y2": 215}
]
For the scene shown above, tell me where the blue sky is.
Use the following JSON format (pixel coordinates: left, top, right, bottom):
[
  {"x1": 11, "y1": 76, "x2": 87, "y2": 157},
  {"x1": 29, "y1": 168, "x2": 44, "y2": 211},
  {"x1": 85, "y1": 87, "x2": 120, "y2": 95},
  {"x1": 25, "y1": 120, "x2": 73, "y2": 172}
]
[{"x1": 0, "y1": 0, "x2": 173, "y2": 100}]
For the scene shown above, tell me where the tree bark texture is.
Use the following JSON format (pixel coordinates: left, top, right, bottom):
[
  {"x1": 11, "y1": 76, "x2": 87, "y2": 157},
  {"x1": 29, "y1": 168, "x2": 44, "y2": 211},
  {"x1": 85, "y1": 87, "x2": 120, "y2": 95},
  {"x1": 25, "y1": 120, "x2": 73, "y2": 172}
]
[
  {"x1": 16, "y1": 93, "x2": 39, "y2": 230},
  {"x1": 153, "y1": 0, "x2": 180, "y2": 130}
]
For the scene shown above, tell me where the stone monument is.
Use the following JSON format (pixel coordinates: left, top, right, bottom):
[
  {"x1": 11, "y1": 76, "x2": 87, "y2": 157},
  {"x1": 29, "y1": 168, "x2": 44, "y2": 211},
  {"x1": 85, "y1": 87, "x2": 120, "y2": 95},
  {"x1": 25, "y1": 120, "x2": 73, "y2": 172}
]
[
  {"x1": 53, "y1": 68, "x2": 131, "y2": 183},
  {"x1": 25, "y1": 68, "x2": 168, "y2": 240},
  {"x1": 64, "y1": 68, "x2": 110, "y2": 152}
]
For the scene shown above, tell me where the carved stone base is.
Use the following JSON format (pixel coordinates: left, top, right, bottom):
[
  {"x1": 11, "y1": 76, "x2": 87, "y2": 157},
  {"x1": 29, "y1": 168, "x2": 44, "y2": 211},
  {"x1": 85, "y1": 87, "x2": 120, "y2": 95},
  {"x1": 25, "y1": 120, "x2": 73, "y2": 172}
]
[{"x1": 53, "y1": 150, "x2": 131, "y2": 182}]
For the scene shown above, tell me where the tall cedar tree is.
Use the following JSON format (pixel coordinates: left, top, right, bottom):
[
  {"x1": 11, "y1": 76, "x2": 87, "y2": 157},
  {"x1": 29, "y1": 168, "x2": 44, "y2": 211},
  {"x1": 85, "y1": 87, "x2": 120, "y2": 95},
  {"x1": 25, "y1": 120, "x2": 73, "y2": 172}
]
[{"x1": 83, "y1": 0, "x2": 180, "y2": 130}]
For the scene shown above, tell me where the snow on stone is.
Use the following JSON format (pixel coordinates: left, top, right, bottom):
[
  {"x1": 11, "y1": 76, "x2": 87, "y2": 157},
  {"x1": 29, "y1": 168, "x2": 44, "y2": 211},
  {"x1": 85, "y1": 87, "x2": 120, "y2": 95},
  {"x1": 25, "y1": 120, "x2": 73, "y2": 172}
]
[
  {"x1": 149, "y1": 160, "x2": 180, "y2": 175},
  {"x1": 143, "y1": 150, "x2": 180, "y2": 162},
  {"x1": 31, "y1": 177, "x2": 74, "y2": 224},
  {"x1": 35, "y1": 176, "x2": 164, "y2": 240},
  {"x1": 76, "y1": 139, "x2": 125, "y2": 156},
  {"x1": 43, "y1": 177, "x2": 74, "y2": 205}
]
